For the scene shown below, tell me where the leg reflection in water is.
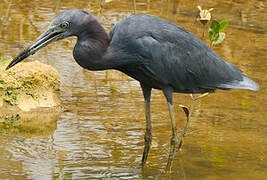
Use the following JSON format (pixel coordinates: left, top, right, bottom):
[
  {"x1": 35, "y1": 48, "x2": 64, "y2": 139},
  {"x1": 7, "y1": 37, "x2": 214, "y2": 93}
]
[{"x1": 165, "y1": 93, "x2": 209, "y2": 173}]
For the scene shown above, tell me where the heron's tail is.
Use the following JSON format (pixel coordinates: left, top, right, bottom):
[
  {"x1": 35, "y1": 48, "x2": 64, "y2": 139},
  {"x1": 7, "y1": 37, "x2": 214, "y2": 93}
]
[{"x1": 217, "y1": 75, "x2": 259, "y2": 91}]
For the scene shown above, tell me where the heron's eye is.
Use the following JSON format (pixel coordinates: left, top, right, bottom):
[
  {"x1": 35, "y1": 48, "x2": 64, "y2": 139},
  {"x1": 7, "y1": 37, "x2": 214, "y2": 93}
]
[{"x1": 60, "y1": 22, "x2": 69, "y2": 29}]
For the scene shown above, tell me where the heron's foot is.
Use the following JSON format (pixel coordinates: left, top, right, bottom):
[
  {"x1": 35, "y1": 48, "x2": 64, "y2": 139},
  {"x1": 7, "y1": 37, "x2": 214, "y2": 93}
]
[
  {"x1": 165, "y1": 134, "x2": 179, "y2": 173},
  {"x1": 177, "y1": 105, "x2": 190, "y2": 151},
  {"x1": 171, "y1": 133, "x2": 179, "y2": 146},
  {"x1": 177, "y1": 93, "x2": 209, "y2": 151},
  {"x1": 179, "y1": 105, "x2": 190, "y2": 117},
  {"x1": 172, "y1": 130, "x2": 179, "y2": 145},
  {"x1": 177, "y1": 137, "x2": 185, "y2": 151},
  {"x1": 141, "y1": 130, "x2": 152, "y2": 166}
]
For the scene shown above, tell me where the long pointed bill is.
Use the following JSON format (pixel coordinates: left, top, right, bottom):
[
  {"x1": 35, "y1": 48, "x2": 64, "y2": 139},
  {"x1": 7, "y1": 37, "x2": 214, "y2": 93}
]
[{"x1": 6, "y1": 27, "x2": 62, "y2": 70}]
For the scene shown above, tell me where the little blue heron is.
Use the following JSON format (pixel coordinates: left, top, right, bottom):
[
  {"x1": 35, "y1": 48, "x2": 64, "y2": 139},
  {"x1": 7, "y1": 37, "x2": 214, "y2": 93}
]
[{"x1": 6, "y1": 9, "x2": 258, "y2": 165}]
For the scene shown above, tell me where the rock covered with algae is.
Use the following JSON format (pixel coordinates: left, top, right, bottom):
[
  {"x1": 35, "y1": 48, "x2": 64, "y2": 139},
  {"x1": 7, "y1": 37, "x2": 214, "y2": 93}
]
[{"x1": 0, "y1": 54, "x2": 61, "y2": 112}]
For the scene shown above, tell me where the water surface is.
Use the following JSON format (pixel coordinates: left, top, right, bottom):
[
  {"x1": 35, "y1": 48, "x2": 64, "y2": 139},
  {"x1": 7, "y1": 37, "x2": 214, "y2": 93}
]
[{"x1": 0, "y1": 0, "x2": 266, "y2": 179}]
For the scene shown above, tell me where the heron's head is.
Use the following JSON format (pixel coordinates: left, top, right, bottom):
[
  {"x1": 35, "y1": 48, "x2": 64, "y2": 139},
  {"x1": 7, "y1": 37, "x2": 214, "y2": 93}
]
[{"x1": 6, "y1": 9, "x2": 95, "y2": 70}]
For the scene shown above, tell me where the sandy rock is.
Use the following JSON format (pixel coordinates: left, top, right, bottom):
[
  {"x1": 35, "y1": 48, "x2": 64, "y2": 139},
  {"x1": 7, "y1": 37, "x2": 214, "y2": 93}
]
[{"x1": 0, "y1": 56, "x2": 61, "y2": 112}]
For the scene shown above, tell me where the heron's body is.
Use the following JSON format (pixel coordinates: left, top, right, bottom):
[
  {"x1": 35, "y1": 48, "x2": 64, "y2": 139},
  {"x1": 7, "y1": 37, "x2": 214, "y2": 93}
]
[
  {"x1": 73, "y1": 13, "x2": 258, "y2": 93},
  {"x1": 7, "y1": 9, "x2": 258, "y2": 165}
]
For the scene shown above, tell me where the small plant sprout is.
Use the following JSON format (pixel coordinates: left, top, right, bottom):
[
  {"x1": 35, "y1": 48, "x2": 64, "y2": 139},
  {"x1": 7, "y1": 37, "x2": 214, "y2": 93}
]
[
  {"x1": 196, "y1": 6, "x2": 214, "y2": 38},
  {"x1": 209, "y1": 20, "x2": 229, "y2": 46}
]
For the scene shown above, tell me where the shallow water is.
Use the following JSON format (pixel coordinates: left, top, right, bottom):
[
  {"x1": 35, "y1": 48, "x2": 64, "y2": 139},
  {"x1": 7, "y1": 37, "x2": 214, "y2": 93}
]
[{"x1": 0, "y1": 0, "x2": 266, "y2": 179}]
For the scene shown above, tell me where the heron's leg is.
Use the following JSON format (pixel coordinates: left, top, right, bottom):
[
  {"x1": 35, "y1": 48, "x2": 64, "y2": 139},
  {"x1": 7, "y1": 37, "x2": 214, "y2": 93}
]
[
  {"x1": 163, "y1": 87, "x2": 179, "y2": 142},
  {"x1": 140, "y1": 83, "x2": 152, "y2": 165},
  {"x1": 163, "y1": 87, "x2": 179, "y2": 172},
  {"x1": 177, "y1": 92, "x2": 209, "y2": 151}
]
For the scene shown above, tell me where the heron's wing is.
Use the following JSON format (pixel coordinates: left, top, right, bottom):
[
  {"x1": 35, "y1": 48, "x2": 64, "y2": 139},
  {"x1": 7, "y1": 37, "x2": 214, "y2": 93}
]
[
  {"x1": 131, "y1": 33, "x2": 244, "y2": 93},
  {"x1": 109, "y1": 15, "x2": 257, "y2": 92}
]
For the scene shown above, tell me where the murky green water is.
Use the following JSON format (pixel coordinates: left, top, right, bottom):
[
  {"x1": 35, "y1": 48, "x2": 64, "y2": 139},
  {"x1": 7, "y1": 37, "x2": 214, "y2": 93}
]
[{"x1": 0, "y1": 0, "x2": 266, "y2": 179}]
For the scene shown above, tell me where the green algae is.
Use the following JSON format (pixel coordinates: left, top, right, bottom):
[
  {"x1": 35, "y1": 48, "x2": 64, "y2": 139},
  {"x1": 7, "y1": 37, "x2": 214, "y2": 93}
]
[{"x1": 0, "y1": 54, "x2": 60, "y2": 108}]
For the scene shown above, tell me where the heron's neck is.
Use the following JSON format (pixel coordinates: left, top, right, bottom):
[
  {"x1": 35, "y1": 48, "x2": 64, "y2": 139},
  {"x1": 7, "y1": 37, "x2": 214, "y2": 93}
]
[{"x1": 73, "y1": 21, "x2": 116, "y2": 70}]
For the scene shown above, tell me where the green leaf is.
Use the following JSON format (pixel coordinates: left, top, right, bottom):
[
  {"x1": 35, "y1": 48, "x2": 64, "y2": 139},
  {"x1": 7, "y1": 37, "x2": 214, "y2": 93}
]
[
  {"x1": 209, "y1": 29, "x2": 214, "y2": 40},
  {"x1": 209, "y1": 20, "x2": 221, "y2": 44},
  {"x1": 209, "y1": 20, "x2": 228, "y2": 46},
  {"x1": 212, "y1": 32, "x2": 225, "y2": 45},
  {"x1": 210, "y1": 20, "x2": 220, "y2": 33},
  {"x1": 219, "y1": 20, "x2": 229, "y2": 32}
]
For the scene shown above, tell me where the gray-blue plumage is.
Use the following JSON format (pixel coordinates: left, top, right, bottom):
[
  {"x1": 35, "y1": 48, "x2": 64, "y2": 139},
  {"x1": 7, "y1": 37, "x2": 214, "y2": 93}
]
[{"x1": 108, "y1": 14, "x2": 258, "y2": 93}]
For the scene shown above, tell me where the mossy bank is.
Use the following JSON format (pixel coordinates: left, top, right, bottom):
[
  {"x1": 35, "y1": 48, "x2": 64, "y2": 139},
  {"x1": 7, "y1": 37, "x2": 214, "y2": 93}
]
[{"x1": 0, "y1": 54, "x2": 61, "y2": 112}]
